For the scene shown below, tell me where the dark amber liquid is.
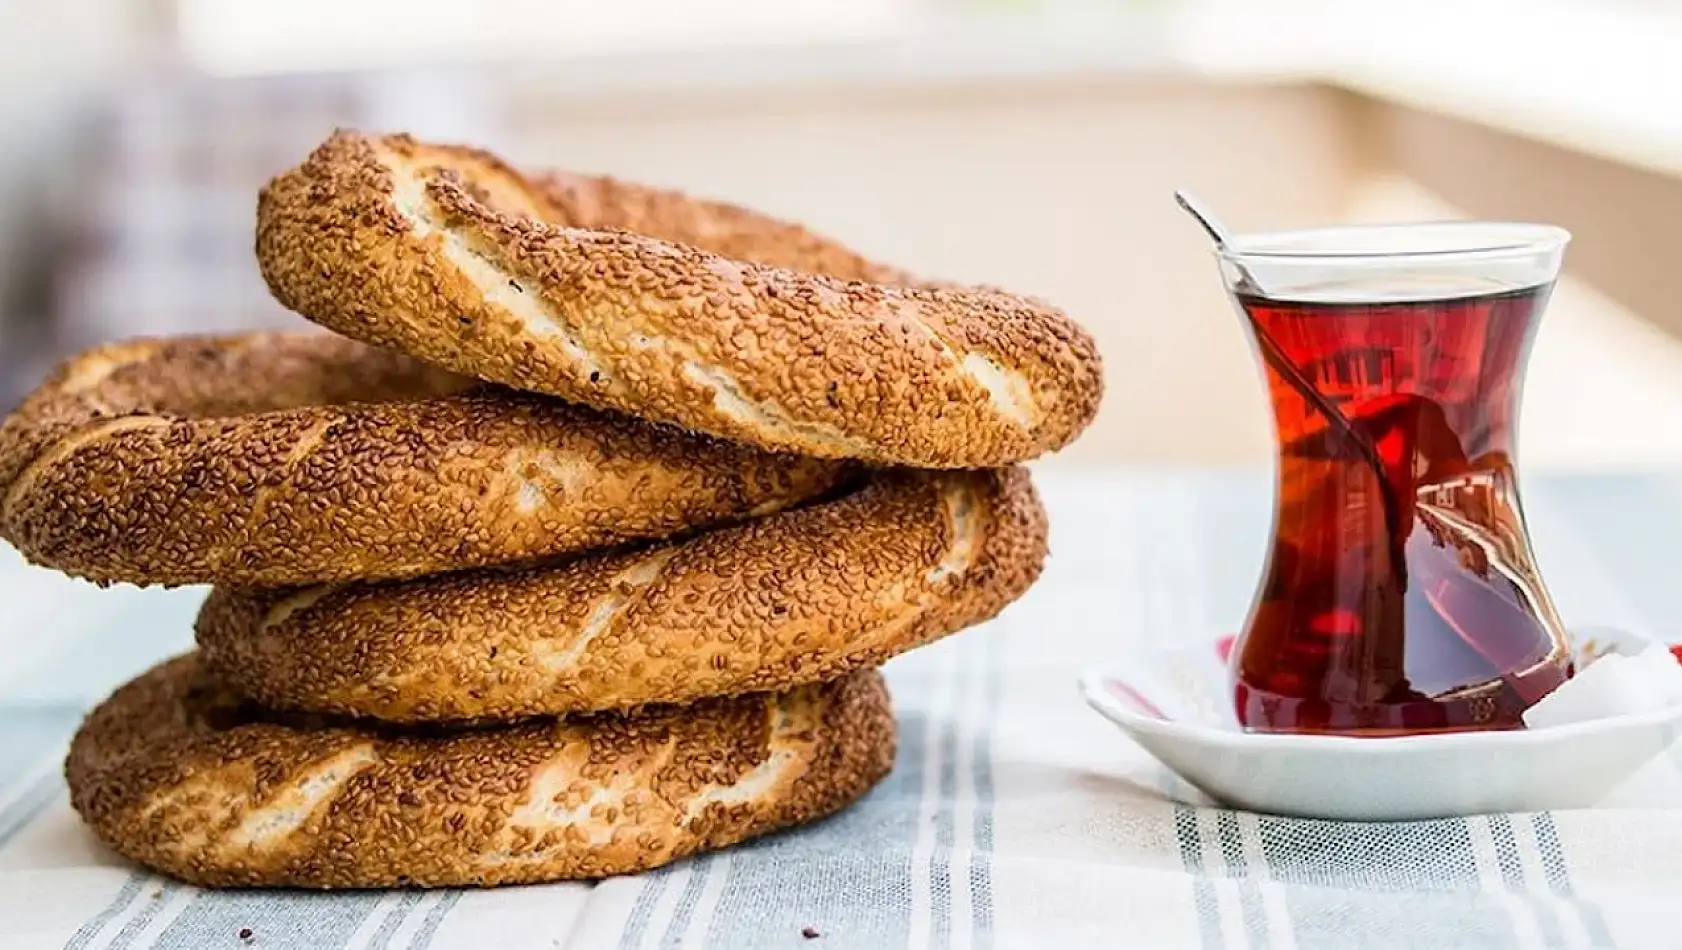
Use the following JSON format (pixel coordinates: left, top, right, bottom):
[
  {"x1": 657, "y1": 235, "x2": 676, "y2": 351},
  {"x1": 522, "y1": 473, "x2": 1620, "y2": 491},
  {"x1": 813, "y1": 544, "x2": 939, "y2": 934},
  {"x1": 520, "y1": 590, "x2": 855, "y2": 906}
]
[{"x1": 1233, "y1": 282, "x2": 1572, "y2": 735}]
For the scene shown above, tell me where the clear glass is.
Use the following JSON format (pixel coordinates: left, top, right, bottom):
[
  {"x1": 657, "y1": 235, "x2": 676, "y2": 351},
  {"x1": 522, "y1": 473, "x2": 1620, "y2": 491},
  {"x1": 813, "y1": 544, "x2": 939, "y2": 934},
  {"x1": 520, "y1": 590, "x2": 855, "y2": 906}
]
[{"x1": 1218, "y1": 221, "x2": 1574, "y2": 735}]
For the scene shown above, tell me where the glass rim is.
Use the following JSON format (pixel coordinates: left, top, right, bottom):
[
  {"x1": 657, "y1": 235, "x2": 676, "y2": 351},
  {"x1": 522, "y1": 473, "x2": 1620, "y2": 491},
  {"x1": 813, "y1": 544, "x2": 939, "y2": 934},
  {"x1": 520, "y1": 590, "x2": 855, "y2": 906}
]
[{"x1": 1217, "y1": 220, "x2": 1571, "y2": 263}]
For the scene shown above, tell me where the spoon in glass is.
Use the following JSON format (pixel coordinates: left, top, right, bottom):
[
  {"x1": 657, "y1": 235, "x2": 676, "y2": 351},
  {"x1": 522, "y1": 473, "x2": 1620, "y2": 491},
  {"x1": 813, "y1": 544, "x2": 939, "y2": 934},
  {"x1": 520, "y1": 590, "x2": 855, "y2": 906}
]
[{"x1": 1174, "y1": 190, "x2": 1404, "y2": 576}]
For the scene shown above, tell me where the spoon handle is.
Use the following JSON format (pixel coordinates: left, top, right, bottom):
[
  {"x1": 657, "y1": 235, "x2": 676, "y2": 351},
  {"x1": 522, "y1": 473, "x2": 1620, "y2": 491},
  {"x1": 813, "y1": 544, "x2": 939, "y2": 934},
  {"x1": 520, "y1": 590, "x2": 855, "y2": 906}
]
[{"x1": 1174, "y1": 190, "x2": 1407, "y2": 584}]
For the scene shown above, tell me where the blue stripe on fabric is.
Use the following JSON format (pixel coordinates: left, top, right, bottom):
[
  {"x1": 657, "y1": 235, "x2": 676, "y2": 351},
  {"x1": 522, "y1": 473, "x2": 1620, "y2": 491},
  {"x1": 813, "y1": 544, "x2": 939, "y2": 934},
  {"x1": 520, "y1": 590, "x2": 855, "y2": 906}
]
[
  {"x1": 412, "y1": 892, "x2": 464, "y2": 950},
  {"x1": 1216, "y1": 811, "x2": 1270, "y2": 949},
  {"x1": 108, "y1": 880, "x2": 186, "y2": 950},
  {"x1": 617, "y1": 866, "x2": 680, "y2": 949},
  {"x1": 1485, "y1": 815, "x2": 1525, "y2": 891},
  {"x1": 968, "y1": 629, "x2": 999, "y2": 950},
  {"x1": 930, "y1": 670, "x2": 962, "y2": 950},
  {"x1": 1259, "y1": 817, "x2": 1518, "y2": 949},
  {"x1": 659, "y1": 856, "x2": 717, "y2": 949},
  {"x1": 1488, "y1": 815, "x2": 1563, "y2": 948},
  {"x1": 1174, "y1": 807, "x2": 1223, "y2": 950},
  {"x1": 368, "y1": 892, "x2": 427, "y2": 950},
  {"x1": 694, "y1": 705, "x2": 926, "y2": 949},
  {"x1": 63, "y1": 873, "x2": 148, "y2": 950},
  {"x1": 151, "y1": 889, "x2": 388, "y2": 949},
  {"x1": 1533, "y1": 813, "x2": 1617, "y2": 950}
]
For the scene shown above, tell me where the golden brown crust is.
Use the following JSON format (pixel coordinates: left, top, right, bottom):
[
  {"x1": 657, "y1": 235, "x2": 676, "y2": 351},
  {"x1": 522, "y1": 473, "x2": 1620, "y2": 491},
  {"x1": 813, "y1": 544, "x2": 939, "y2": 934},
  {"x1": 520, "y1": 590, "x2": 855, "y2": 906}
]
[
  {"x1": 528, "y1": 170, "x2": 918, "y2": 286},
  {"x1": 256, "y1": 130, "x2": 1104, "y2": 468},
  {"x1": 0, "y1": 332, "x2": 847, "y2": 587},
  {"x1": 66, "y1": 654, "x2": 894, "y2": 888},
  {"x1": 198, "y1": 468, "x2": 1046, "y2": 722}
]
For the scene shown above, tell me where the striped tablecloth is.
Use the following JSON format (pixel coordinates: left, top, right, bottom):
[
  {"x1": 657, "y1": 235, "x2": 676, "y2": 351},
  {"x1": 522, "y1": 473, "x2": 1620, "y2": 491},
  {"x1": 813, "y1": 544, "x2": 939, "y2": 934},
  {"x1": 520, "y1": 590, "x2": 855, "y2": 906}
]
[{"x1": 4, "y1": 467, "x2": 1682, "y2": 950}]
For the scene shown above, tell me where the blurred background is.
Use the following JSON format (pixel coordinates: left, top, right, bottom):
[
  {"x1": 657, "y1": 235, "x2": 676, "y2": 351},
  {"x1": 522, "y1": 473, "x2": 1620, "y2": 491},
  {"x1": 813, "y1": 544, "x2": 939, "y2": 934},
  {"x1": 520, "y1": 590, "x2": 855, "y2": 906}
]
[{"x1": 4, "y1": 0, "x2": 1682, "y2": 470}]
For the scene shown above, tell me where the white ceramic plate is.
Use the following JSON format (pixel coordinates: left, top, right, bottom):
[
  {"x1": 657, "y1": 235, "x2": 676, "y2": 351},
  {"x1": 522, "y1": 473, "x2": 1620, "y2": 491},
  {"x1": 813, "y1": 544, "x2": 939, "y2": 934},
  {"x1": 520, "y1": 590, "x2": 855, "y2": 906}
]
[{"x1": 1079, "y1": 627, "x2": 1682, "y2": 821}]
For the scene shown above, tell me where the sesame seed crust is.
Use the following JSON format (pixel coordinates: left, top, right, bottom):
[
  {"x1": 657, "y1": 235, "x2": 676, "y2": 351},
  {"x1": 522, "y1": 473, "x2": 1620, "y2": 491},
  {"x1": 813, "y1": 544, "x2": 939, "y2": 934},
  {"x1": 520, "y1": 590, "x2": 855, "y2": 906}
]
[
  {"x1": 526, "y1": 169, "x2": 918, "y2": 286},
  {"x1": 255, "y1": 130, "x2": 1104, "y2": 468},
  {"x1": 197, "y1": 468, "x2": 1045, "y2": 722},
  {"x1": 0, "y1": 332, "x2": 847, "y2": 587},
  {"x1": 65, "y1": 654, "x2": 894, "y2": 888}
]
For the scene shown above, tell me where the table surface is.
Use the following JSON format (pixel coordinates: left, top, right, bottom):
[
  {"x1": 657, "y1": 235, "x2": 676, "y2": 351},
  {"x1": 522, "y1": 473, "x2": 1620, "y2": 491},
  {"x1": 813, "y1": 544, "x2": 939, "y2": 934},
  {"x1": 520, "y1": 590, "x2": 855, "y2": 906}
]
[{"x1": 4, "y1": 467, "x2": 1682, "y2": 950}]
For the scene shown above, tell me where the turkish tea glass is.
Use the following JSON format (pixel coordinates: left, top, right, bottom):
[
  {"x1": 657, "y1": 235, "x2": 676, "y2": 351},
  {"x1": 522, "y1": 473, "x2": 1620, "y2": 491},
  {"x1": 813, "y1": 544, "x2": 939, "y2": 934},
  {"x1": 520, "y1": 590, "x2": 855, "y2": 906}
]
[{"x1": 1218, "y1": 221, "x2": 1574, "y2": 735}]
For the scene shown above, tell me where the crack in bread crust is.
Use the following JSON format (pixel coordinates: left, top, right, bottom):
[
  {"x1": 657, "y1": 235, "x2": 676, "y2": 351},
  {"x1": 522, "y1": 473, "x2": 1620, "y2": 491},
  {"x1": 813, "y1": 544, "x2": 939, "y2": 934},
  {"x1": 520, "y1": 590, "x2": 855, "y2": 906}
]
[
  {"x1": 215, "y1": 417, "x2": 335, "y2": 573},
  {"x1": 679, "y1": 361, "x2": 874, "y2": 455},
  {"x1": 196, "y1": 468, "x2": 1048, "y2": 723},
  {"x1": 386, "y1": 154, "x2": 616, "y2": 386},
  {"x1": 533, "y1": 549, "x2": 678, "y2": 674},
  {"x1": 1, "y1": 416, "x2": 171, "y2": 520},
  {"x1": 216, "y1": 746, "x2": 380, "y2": 858},
  {"x1": 256, "y1": 129, "x2": 1104, "y2": 468},
  {"x1": 0, "y1": 332, "x2": 847, "y2": 586},
  {"x1": 65, "y1": 655, "x2": 895, "y2": 888}
]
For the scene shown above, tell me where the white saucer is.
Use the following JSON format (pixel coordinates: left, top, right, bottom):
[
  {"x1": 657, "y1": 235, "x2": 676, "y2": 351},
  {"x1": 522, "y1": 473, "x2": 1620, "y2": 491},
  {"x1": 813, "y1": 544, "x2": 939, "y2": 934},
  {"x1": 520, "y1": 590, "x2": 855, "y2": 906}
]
[{"x1": 1078, "y1": 627, "x2": 1682, "y2": 821}]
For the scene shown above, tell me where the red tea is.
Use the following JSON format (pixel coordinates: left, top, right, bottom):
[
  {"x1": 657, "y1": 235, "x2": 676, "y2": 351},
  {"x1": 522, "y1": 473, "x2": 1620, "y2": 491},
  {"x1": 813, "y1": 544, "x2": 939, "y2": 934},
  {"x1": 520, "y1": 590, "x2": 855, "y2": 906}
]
[{"x1": 1232, "y1": 281, "x2": 1572, "y2": 734}]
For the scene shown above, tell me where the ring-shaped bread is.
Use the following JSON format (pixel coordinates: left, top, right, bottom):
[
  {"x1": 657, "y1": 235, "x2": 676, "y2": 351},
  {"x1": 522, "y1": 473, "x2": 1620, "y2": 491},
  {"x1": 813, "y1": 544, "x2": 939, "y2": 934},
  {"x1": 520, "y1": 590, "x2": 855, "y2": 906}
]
[
  {"x1": 196, "y1": 468, "x2": 1045, "y2": 722},
  {"x1": 257, "y1": 130, "x2": 1104, "y2": 468},
  {"x1": 0, "y1": 332, "x2": 845, "y2": 587},
  {"x1": 66, "y1": 654, "x2": 893, "y2": 888}
]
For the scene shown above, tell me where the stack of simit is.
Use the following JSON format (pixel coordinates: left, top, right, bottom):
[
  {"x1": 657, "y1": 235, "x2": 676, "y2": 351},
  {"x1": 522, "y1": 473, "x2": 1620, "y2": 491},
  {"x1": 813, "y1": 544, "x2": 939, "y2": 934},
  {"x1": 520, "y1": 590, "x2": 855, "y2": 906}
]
[{"x1": 0, "y1": 131, "x2": 1104, "y2": 889}]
